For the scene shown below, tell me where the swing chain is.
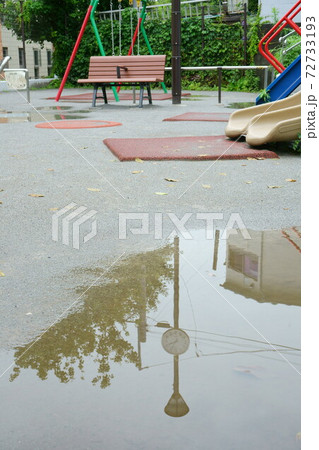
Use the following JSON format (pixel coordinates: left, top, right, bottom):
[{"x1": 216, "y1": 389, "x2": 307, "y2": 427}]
[
  {"x1": 110, "y1": 0, "x2": 115, "y2": 55},
  {"x1": 118, "y1": 0, "x2": 122, "y2": 56}
]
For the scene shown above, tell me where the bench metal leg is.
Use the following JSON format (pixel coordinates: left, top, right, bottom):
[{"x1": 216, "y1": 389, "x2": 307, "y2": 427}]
[
  {"x1": 147, "y1": 84, "x2": 152, "y2": 105},
  {"x1": 139, "y1": 85, "x2": 144, "y2": 108},
  {"x1": 92, "y1": 84, "x2": 98, "y2": 107},
  {"x1": 102, "y1": 85, "x2": 107, "y2": 104},
  {"x1": 92, "y1": 84, "x2": 108, "y2": 107}
]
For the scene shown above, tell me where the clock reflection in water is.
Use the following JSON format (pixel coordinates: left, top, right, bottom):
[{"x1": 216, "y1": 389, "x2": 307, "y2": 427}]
[
  {"x1": 161, "y1": 237, "x2": 191, "y2": 417},
  {"x1": 161, "y1": 328, "x2": 190, "y2": 356}
]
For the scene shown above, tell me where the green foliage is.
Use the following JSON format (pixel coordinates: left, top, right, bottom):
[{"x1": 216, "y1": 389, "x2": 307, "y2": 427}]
[
  {"x1": 1, "y1": 2, "x2": 265, "y2": 92},
  {"x1": 258, "y1": 88, "x2": 271, "y2": 102},
  {"x1": 270, "y1": 7, "x2": 279, "y2": 23},
  {"x1": 246, "y1": 6, "x2": 264, "y2": 65},
  {"x1": 273, "y1": 32, "x2": 301, "y2": 68},
  {"x1": 290, "y1": 133, "x2": 301, "y2": 153}
]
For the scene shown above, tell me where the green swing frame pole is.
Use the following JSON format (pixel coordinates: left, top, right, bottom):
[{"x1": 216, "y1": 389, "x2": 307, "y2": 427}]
[
  {"x1": 140, "y1": 1, "x2": 167, "y2": 94},
  {"x1": 91, "y1": 0, "x2": 119, "y2": 101}
]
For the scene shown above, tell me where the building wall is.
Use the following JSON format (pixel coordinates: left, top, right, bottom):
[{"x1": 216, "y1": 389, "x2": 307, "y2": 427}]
[
  {"x1": 0, "y1": 24, "x2": 53, "y2": 79},
  {"x1": 259, "y1": 0, "x2": 301, "y2": 22}
]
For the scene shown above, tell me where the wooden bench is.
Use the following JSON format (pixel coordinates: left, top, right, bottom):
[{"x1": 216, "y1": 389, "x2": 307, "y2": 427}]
[{"x1": 78, "y1": 55, "x2": 166, "y2": 108}]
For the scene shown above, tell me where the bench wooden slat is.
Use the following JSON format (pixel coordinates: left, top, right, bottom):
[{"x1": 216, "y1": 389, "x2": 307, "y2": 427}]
[
  {"x1": 78, "y1": 78, "x2": 162, "y2": 83},
  {"x1": 90, "y1": 55, "x2": 165, "y2": 62},
  {"x1": 78, "y1": 55, "x2": 166, "y2": 107}
]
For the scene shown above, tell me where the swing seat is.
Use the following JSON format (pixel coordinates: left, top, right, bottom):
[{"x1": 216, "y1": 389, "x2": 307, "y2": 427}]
[{"x1": 78, "y1": 55, "x2": 166, "y2": 107}]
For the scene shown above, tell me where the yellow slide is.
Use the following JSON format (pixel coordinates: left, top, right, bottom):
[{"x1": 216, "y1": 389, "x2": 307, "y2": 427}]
[{"x1": 225, "y1": 91, "x2": 301, "y2": 145}]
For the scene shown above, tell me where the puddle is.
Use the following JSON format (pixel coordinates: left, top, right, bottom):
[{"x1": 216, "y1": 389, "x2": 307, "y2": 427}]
[
  {"x1": 227, "y1": 102, "x2": 256, "y2": 109},
  {"x1": 34, "y1": 106, "x2": 74, "y2": 111},
  {"x1": 181, "y1": 98, "x2": 203, "y2": 101},
  {"x1": 0, "y1": 111, "x2": 88, "y2": 123},
  {"x1": 2, "y1": 228, "x2": 300, "y2": 449}
]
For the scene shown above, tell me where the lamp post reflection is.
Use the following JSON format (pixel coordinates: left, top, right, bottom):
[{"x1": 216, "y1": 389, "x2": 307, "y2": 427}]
[{"x1": 161, "y1": 236, "x2": 190, "y2": 417}]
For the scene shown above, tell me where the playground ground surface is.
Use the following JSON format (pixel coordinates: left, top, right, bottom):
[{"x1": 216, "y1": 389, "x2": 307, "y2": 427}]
[
  {"x1": 0, "y1": 85, "x2": 301, "y2": 339},
  {"x1": 0, "y1": 87, "x2": 301, "y2": 450}
]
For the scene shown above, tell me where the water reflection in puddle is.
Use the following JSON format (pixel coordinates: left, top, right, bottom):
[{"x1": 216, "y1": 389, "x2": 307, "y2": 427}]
[
  {"x1": 0, "y1": 111, "x2": 89, "y2": 123},
  {"x1": 2, "y1": 228, "x2": 301, "y2": 450},
  {"x1": 227, "y1": 102, "x2": 256, "y2": 109}
]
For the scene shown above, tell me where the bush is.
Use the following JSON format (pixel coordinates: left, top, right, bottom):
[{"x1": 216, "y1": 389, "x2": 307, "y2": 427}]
[{"x1": 52, "y1": 12, "x2": 263, "y2": 91}]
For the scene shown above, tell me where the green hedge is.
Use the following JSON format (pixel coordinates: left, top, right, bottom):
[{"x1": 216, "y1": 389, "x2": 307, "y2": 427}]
[{"x1": 53, "y1": 13, "x2": 259, "y2": 91}]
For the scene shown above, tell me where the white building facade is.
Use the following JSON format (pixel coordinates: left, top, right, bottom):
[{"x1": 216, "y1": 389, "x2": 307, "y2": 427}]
[{"x1": 0, "y1": 24, "x2": 53, "y2": 79}]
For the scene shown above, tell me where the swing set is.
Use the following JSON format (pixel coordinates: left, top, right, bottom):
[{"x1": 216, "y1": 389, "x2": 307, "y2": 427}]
[{"x1": 55, "y1": 0, "x2": 167, "y2": 102}]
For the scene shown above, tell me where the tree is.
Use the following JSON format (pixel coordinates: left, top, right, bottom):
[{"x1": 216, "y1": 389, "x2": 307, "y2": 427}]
[
  {"x1": 10, "y1": 244, "x2": 174, "y2": 388},
  {"x1": 0, "y1": 0, "x2": 128, "y2": 43}
]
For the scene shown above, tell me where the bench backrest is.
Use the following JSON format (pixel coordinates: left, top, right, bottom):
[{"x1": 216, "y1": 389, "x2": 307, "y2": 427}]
[{"x1": 87, "y1": 55, "x2": 166, "y2": 80}]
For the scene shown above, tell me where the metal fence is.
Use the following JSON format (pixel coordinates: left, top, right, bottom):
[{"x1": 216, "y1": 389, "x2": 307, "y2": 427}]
[{"x1": 99, "y1": 0, "x2": 247, "y2": 22}]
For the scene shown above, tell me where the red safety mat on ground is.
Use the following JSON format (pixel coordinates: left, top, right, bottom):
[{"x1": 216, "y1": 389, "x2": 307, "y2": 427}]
[{"x1": 103, "y1": 135, "x2": 278, "y2": 161}]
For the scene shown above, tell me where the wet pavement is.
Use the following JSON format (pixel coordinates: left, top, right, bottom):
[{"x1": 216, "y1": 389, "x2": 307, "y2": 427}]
[
  {"x1": 0, "y1": 87, "x2": 300, "y2": 449},
  {"x1": 1, "y1": 230, "x2": 300, "y2": 450}
]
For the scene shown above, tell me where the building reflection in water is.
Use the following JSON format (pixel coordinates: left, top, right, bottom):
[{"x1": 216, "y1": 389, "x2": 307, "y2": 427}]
[
  {"x1": 9, "y1": 228, "x2": 300, "y2": 417},
  {"x1": 221, "y1": 227, "x2": 301, "y2": 306}
]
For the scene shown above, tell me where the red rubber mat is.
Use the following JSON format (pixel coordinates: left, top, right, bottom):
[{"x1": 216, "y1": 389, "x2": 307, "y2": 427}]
[
  {"x1": 48, "y1": 92, "x2": 191, "y2": 102},
  {"x1": 36, "y1": 120, "x2": 122, "y2": 129},
  {"x1": 163, "y1": 112, "x2": 230, "y2": 122},
  {"x1": 103, "y1": 135, "x2": 278, "y2": 161}
]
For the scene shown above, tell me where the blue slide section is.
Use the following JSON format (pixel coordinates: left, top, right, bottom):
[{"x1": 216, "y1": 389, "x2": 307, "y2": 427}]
[{"x1": 256, "y1": 55, "x2": 301, "y2": 105}]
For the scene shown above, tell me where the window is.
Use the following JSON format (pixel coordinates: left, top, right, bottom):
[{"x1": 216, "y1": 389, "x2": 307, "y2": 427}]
[
  {"x1": 18, "y1": 48, "x2": 25, "y2": 68},
  {"x1": 228, "y1": 246, "x2": 259, "y2": 281},
  {"x1": 47, "y1": 50, "x2": 52, "y2": 76},
  {"x1": 34, "y1": 49, "x2": 41, "y2": 78}
]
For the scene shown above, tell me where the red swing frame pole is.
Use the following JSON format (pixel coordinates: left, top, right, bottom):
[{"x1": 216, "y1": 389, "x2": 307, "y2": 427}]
[
  {"x1": 55, "y1": 3, "x2": 94, "y2": 101},
  {"x1": 128, "y1": 17, "x2": 142, "y2": 55}
]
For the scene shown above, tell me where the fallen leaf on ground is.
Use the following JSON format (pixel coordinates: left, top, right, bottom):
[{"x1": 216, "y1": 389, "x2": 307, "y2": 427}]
[
  {"x1": 219, "y1": 173, "x2": 227, "y2": 176},
  {"x1": 47, "y1": 168, "x2": 54, "y2": 171},
  {"x1": 256, "y1": 157, "x2": 265, "y2": 160},
  {"x1": 245, "y1": 181, "x2": 252, "y2": 184},
  {"x1": 0, "y1": 271, "x2": 5, "y2": 277},
  {"x1": 267, "y1": 185, "x2": 283, "y2": 189},
  {"x1": 247, "y1": 157, "x2": 257, "y2": 160},
  {"x1": 29, "y1": 194, "x2": 44, "y2": 197},
  {"x1": 0, "y1": 189, "x2": 4, "y2": 192},
  {"x1": 155, "y1": 192, "x2": 168, "y2": 195},
  {"x1": 131, "y1": 170, "x2": 143, "y2": 174},
  {"x1": 285, "y1": 178, "x2": 297, "y2": 182},
  {"x1": 135, "y1": 158, "x2": 144, "y2": 163},
  {"x1": 49, "y1": 208, "x2": 59, "y2": 211},
  {"x1": 25, "y1": 312, "x2": 32, "y2": 316},
  {"x1": 87, "y1": 188, "x2": 101, "y2": 192},
  {"x1": 202, "y1": 184, "x2": 211, "y2": 189},
  {"x1": 164, "y1": 178, "x2": 179, "y2": 182}
]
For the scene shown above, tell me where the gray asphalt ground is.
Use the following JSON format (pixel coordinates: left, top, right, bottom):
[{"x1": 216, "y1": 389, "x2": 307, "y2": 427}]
[{"x1": 0, "y1": 86, "x2": 300, "y2": 348}]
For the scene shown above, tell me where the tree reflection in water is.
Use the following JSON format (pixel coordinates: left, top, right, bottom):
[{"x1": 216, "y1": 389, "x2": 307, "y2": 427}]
[{"x1": 10, "y1": 244, "x2": 174, "y2": 388}]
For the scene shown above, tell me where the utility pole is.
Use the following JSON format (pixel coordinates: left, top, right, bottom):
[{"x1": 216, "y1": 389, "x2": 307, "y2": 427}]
[
  {"x1": 19, "y1": 0, "x2": 26, "y2": 68},
  {"x1": 171, "y1": 0, "x2": 181, "y2": 104}
]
